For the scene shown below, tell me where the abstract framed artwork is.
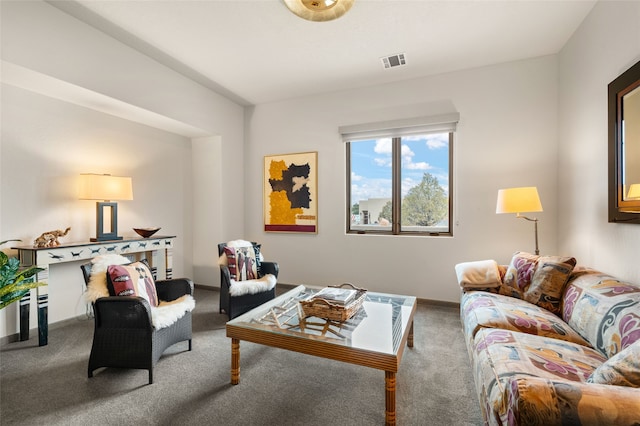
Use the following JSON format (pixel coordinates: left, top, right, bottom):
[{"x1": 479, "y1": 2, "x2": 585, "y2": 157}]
[{"x1": 264, "y1": 151, "x2": 318, "y2": 233}]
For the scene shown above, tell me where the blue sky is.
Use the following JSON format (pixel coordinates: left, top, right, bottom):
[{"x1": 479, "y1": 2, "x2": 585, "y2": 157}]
[{"x1": 350, "y1": 133, "x2": 449, "y2": 204}]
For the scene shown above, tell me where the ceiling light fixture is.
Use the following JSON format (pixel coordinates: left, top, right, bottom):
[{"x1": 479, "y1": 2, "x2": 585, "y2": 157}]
[{"x1": 284, "y1": 0, "x2": 355, "y2": 22}]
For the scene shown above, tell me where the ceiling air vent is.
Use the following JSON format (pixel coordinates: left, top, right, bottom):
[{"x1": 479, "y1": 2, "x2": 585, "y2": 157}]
[{"x1": 381, "y1": 53, "x2": 406, "y2": 69}]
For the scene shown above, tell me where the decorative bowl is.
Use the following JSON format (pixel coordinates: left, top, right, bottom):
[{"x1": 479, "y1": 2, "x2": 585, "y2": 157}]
[{"x1": 133, "y1": 227, "x2": 160, "y2": 238}]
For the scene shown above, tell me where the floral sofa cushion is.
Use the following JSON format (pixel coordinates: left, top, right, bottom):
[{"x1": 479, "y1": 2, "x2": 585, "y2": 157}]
[
  {"x1": 461, "y1": 291, "x2": 591, "y2": 347},
  {"x1": 499, "y1": 251, "x2": 538, "y2": 298},
  {"x1": 502, "y1": 375, "x2": 640, "y2": 425},
  {"x1": 471, "y1": 328, "x2": 606, "y2": 425},
  {"x1": 588, "y1": 340, "x2": 640, "y2": 387},
  {"x1": 522, "y1": 255, "x2": 576, "y2": 315},
  {"x1": 562, "y1": 268, "x2": 640, "y2": 358},
  {"x1": 498, "y1": 252, "x2": 576, "y2": 315}
]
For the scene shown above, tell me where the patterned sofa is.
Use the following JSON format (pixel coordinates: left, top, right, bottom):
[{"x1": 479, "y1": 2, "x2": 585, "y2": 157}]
[{"x1": 456, "y1": 253, "x2": 640, "y2": 425}]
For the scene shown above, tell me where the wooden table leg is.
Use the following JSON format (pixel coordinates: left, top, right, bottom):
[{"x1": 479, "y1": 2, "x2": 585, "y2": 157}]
[
  {"x1": 231, "y1": 338, "x2": 240, "y2": 385},
  {"x1": 385, "y1": 371, "x2": 396, "y2": 425},
  {"x1": 408, "y1": 320, "x2": 414, "y2": 348}
]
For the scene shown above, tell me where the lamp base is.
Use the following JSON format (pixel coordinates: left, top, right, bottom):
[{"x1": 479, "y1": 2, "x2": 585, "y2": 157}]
[
  {"x1": 93, "y1": 201, "x2": 122, "y2": 242},
  {"x1": 90, "y1": 236, "x2": 123, "y2": 242}
]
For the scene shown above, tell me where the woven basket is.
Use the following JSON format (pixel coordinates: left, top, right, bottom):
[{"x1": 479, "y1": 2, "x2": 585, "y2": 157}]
[{"x1": 299, "y1": 283, "x2": 367, "y2": 321}]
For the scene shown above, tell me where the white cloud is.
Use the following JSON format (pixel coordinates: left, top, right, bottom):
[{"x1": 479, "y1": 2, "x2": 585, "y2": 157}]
[
  {"x1": 351, "y1": 177, "x2": 392, "y2": 202},
  {"x1": 374, "y1": 157, "x2": 391, "y2": 167},
  {"x1": 426, "y1": 134, "x2": 448, "y2": 149},
  {"x1": 401, "y1": 143, "x2": 431, "y2": 170},
  {"x1": 374, "y1": 138, "x2": 392, "y2": 154},
  {"x1": 404, "y1": 161, "x2": 430, "y2": 170},
  {"x1": 400, "y1": 144, "x2": 413, "y2": 158},
  {"x1": 372, "y1": 141, "x2": 434, "y2": 171}
]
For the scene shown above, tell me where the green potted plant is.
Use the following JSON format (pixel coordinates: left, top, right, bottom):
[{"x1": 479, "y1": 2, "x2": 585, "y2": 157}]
[{"x1": 0, "y1": 240, "x2": 45, "y2": 309}]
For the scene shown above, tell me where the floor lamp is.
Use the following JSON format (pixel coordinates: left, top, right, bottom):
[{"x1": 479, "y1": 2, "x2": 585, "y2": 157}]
[
  {"x1": 496, "y1": 187, "x2": 543, "y2": 255},
  {"x1": 79, "y1": 174, "x2": 133, "y2": 242}
]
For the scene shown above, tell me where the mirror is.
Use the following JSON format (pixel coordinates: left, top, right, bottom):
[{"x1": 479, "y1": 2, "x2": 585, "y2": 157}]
[{"x1": 608, "y1": 60, "x2": 640, "y2": 223}]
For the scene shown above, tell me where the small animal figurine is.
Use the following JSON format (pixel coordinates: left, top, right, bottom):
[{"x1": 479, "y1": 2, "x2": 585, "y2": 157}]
[{"x1": 34, "y1": 227, "x2": 71, "y2": 248}]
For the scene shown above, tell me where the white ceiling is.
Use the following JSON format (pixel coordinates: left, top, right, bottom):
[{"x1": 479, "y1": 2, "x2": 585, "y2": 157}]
[{"x1": 51, "y1": 0, "x2": 597, "y2": 106}]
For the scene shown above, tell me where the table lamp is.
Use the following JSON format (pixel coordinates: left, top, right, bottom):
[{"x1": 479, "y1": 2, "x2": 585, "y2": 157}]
[
  {"x1": 79, "y1": 173, "x2": 133, "y2": 242},
  {"x1": 496, "y1": 186, "x2": 543, "y2": 255}
]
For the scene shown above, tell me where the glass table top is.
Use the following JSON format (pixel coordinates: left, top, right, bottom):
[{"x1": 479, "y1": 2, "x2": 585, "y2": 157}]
[{"x1": 226, "y1": 285, "x2": 417, "y2": 356}]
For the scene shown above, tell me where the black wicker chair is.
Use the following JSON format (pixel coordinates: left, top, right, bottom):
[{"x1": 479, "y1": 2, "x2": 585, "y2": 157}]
[
  {"x1": 80, "y1": 262, "x2": 193, "y2": 384},
  {"x1": 218, "y1": 242, "x2": 279, "y2": 319}
]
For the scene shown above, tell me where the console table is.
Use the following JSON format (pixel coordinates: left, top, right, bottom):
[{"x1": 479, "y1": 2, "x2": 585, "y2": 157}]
[{"x1": 12, "y1": 235, "x2": 176, "y2": 346}]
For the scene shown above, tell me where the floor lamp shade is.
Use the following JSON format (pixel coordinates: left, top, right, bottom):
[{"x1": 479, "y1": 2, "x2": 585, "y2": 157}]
[
  {"x1": 79, "y1": 174, "x2": 133, "y2": 242},
  {"x1": 496, "y1": 187, "x2": 543, "y2": 214},
  {"x1": 496, "y1": 186, "x2": 543, "y2": 255}
]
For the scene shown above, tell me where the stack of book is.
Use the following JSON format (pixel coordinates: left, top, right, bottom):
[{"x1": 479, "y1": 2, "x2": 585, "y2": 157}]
[{"x1": 312, "y1": 287, "x2": 358, "y2": 306}]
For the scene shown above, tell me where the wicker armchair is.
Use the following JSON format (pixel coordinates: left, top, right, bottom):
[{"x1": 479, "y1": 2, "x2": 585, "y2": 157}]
[
  {"x1": 218, "y1": 242, "x2": 279, "y2": 319},
  {"x1": 80, "y1": 262, "x2": 193, "y2": 384}
]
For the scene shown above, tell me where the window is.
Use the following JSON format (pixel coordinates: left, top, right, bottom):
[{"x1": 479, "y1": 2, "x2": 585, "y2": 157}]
[{"x1": 341, "y1": 114, "x2": 458, "y2": 236}]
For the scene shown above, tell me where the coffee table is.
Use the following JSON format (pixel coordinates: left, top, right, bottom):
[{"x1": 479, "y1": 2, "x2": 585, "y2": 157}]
[{"x1": 226, "y1": 285, "x2": 416, "y2": 425}]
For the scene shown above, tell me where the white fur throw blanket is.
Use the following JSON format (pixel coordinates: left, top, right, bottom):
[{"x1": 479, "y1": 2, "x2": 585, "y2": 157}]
[
  {"x1": 454, "y1": 259, "x2": 502, "y2": 289},
  {"x1": 228, "y1": 274, "x2": 277, "y2": 297},
  {"x1": 84, "y1": 254, "x2": 195, "y2": 330}
]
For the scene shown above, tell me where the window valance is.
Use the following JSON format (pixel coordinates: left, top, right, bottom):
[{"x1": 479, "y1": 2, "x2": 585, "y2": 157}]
[{"x1": 339, "y1": 112, "x2": 460, "y2": 142}]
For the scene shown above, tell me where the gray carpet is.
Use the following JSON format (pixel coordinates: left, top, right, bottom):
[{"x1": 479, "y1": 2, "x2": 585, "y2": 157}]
[{"x1": 1, "y1": 288, "x2": 482, "y2": 425}]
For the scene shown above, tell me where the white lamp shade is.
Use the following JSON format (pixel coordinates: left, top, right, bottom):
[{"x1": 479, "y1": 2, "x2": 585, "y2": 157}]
[
  {"x1": 627, "y1": 183, "x2": 640, "y2": 199},
  {"x1": 78, "y1": 174, "x2": 133, "y2": 201},
  {"x1": 496, "y1": 187, "x2": 543, "y2": 214}
]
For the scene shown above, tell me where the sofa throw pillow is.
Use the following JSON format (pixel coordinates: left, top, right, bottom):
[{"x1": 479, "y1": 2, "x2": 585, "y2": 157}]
[
  {"x1": 252, "y1": 243, "x2": 263, "y2": 277},
  {"x1": 85, "y1": 254, "x2": 131, "y2": 303},
  {"x1": 107, "y1": 261, "x2": 159, "y2": 307},
  {"x1": 588, "y1": 340, "x2": 640, "y2": 387},
  {"x1": 499, "y1": 252, "x2": 539, "y2": 299},
  {"x1": 224, "y1": 245, "x2": 259, "y2": 282},
  {"x1": 524, "y1": 255, "x2": 576, "y2": 315}
]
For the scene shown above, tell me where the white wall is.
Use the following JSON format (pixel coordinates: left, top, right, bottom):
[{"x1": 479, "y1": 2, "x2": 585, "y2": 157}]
[
  {"x1": 246, "y1": 55, "x2": 560, "y2": 303},
  {"x1": 0, "y1": 84, "x2": 191, "y2": 337},
  {"x1": 558, "y1": 1, "x2": 640, "y2": 283},
  {"x1": 0, "y1": 1, "x2": 245, "y2": 340},
  {"x1": 191, "y1": 136, "x2": 223, "y2": 285}
]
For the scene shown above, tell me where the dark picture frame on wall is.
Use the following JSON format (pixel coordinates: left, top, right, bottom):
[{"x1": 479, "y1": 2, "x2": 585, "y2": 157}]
[
  {"x1": 263, "y1": 151, "x2": 318, "y2": 233},
  {"x1": 608, "y1": 59, "x2": 640, "y2": 224}
]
